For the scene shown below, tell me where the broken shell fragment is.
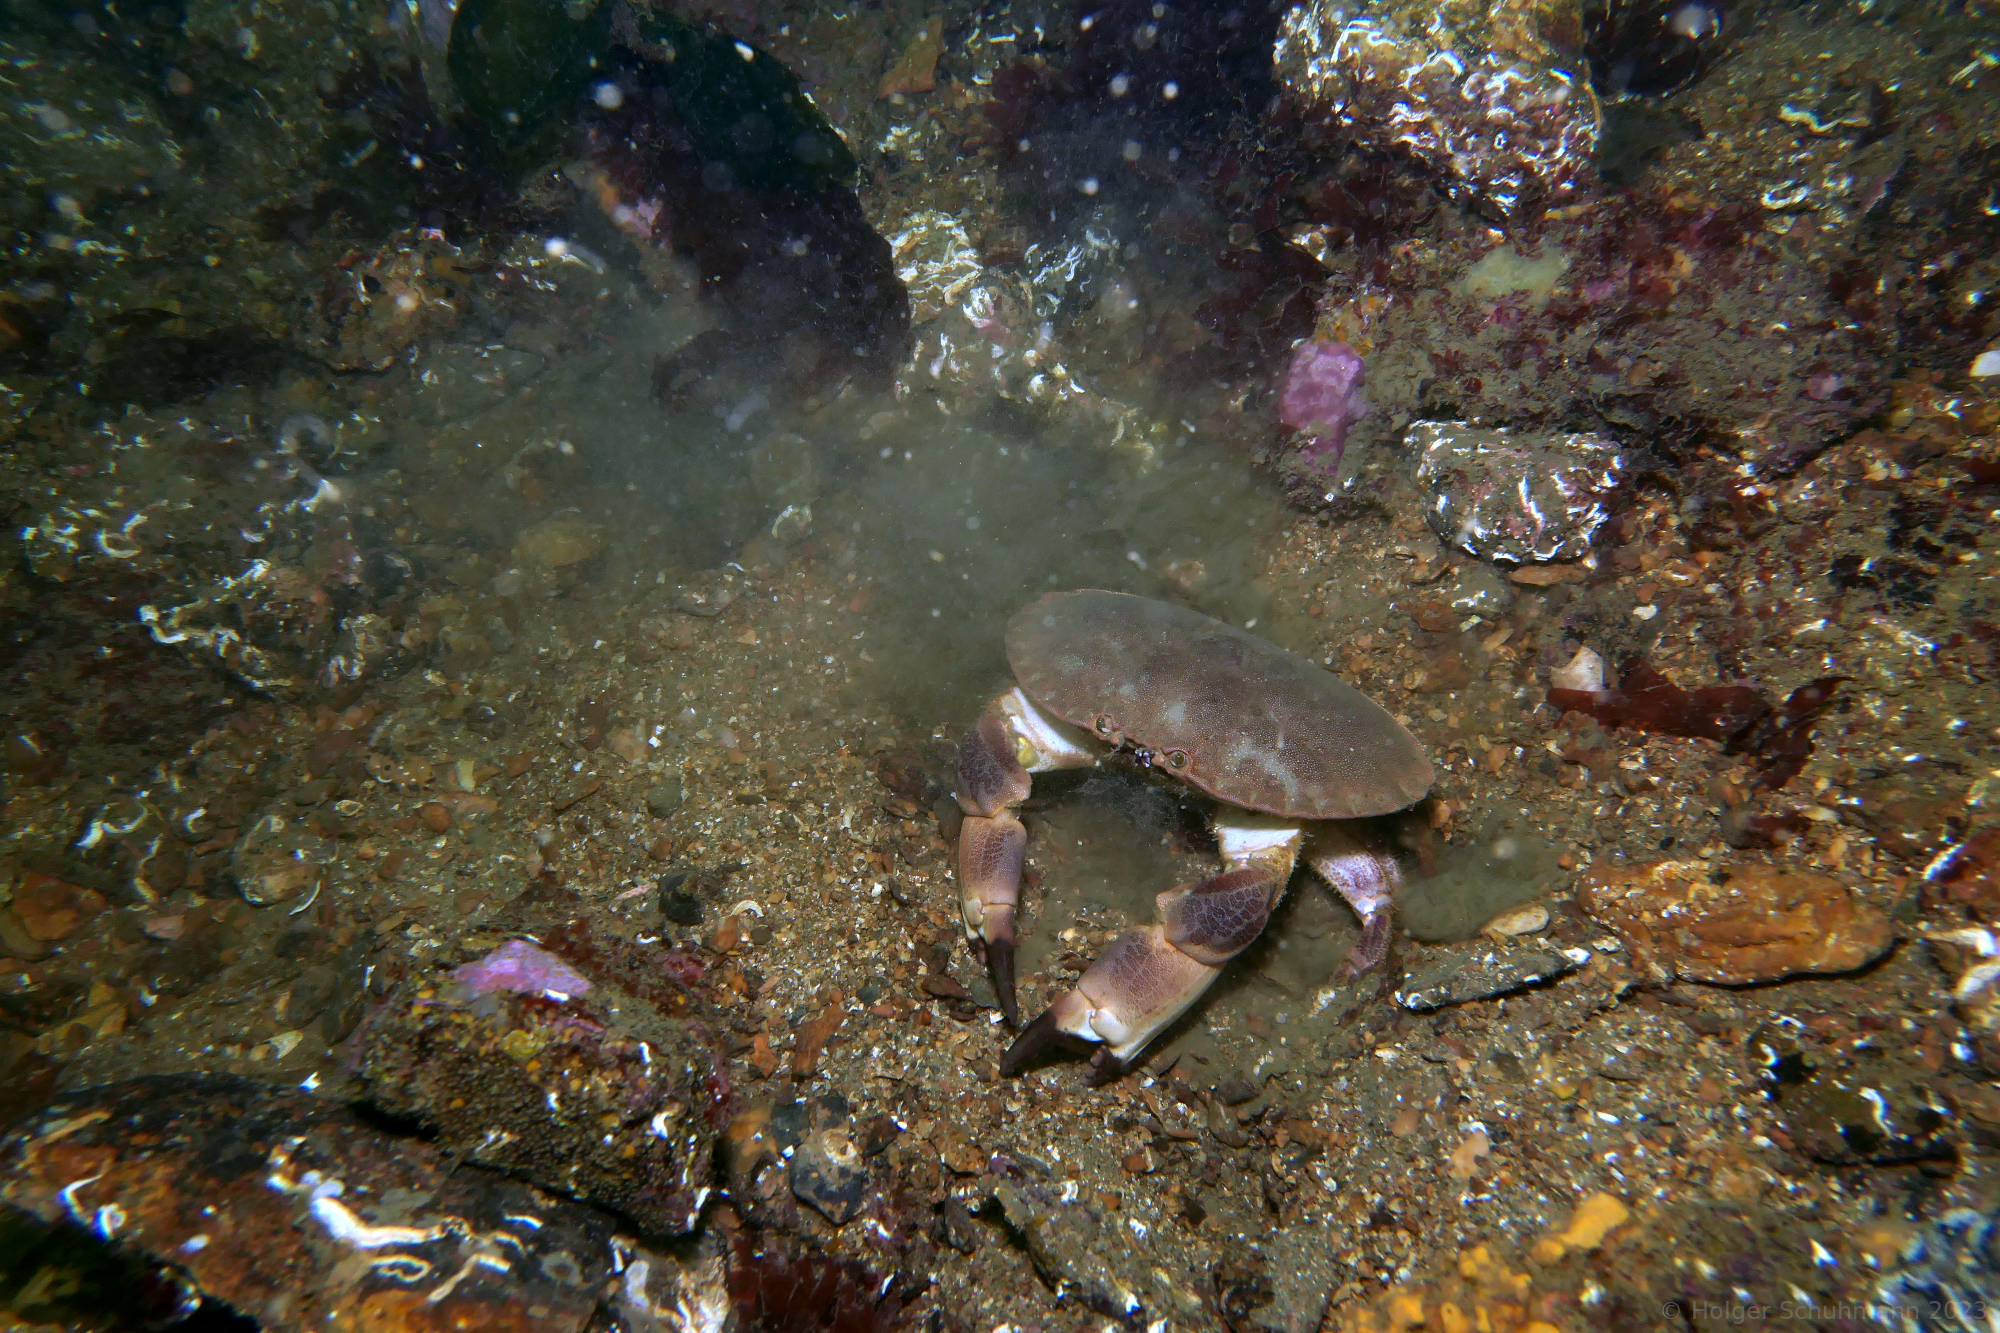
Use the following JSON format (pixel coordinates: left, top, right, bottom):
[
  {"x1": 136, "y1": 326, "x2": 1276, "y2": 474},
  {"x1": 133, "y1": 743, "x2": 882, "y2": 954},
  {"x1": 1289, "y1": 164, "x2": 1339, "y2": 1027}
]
[
  {"x1": 1548, "y1": 646, "x2": 1606, "y2": 693},
  {"x1": 1483, "y1": 902, "x2": 1551, "y2": 938}
]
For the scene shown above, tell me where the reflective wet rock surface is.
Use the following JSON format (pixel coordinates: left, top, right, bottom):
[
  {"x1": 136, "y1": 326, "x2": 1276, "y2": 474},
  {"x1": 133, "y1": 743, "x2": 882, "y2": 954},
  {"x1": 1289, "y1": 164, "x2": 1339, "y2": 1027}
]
[{"x1": 2, "y1": 0, "x2": 2000, "y2": 1331}]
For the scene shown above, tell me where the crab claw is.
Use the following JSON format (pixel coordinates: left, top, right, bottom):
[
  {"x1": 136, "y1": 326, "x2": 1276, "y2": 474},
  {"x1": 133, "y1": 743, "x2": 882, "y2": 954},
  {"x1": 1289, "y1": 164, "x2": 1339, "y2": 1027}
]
[
  {"x1": 1002, "y1": 1001, "x2": 1139, "y2": 1083},
  {"x1": 1304, "y1": 824, "x2": 1403, "y2": 979},
  {"x1": 997, "y1": 1006, "x2": 1068, "y2": 1077},
  {"x1": 955, "y1": 691, "x2": 1100, "y2": 1026},
  {"x1": 1003, "y1": 864, "x2": 1284, "y2": 1079},
  {"x1": 958, "y1": 810, "x2": 1025, "y2": 1025}
]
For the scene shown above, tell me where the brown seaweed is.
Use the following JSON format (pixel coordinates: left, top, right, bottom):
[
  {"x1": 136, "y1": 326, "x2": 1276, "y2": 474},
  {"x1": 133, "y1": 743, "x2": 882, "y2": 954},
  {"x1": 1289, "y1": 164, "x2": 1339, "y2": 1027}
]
[
  {"x1": 1549, "y1": 660, "x2": 1845, "y2": 790},
  {"x1": 728, "y1": 1238, "x2": 906, "y2": 1333}
]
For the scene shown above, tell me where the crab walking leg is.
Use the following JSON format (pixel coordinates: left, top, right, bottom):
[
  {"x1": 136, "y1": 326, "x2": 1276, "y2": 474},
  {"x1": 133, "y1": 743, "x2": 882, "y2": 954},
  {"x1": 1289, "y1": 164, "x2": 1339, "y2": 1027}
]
[
  {"x1": 954, "y1": 688, "x2": 1100, "y2": 1025},
  {"x1": 1002, "y1": 815, "x2": 1304, "y2": 1080},
  {"x1": 1305, "y1": 823, "x2": 1404, "y2": 979}
]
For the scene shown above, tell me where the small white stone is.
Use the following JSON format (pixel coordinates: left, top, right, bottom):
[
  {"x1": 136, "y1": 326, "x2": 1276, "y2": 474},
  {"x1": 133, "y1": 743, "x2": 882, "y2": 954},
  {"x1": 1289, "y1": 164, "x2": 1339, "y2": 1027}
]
[{"x1": 1971, "y1": 349, "x2": 2000, "y2": 378}]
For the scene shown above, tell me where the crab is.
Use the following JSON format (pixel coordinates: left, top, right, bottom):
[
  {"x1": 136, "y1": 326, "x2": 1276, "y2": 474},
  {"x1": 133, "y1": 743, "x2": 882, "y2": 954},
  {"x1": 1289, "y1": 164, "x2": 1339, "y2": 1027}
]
[{"x1": 955, "y1": 589, "x2": 1435, "y2": 1081}]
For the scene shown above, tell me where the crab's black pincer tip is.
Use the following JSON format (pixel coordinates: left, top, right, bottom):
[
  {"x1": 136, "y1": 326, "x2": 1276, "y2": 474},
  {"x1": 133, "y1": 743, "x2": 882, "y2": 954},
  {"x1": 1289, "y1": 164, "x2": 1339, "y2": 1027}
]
[
  {"x1": 988, "y1": 936, "x2": 1019, "y2": 1028},
  {"x1": 999, "y1": 1008, "x2": 1062, "y2": 1077}
]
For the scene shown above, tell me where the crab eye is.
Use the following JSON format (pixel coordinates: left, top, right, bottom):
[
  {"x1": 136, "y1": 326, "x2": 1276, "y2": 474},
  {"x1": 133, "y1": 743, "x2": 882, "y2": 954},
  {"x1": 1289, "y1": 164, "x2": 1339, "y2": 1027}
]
[
  {"x1": 1093, "y1": 714, "x2": 1117, "y2": 737},
  {"x1": 1164, "y1": 749, "x2": 1190, "y2": 770}
]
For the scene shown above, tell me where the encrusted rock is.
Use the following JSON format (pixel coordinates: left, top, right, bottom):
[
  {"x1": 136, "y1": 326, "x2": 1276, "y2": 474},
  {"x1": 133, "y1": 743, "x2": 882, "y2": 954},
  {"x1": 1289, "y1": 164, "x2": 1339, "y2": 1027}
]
[
  {"x1": 1275, "y1": 0, "x2": 1598, "y2": 217},
  {"x1": 305, "y1": 228, "x2": 477, "y2": 371},
  {"x1": 0, "y1": 1074, "x2": 619, "y2": 1332},
  {"x1": 1577, "y1": 859, "x2": 1895, "y2": 984},
  {"x1": 996, "y1": 1175, "x2": 1150, "y2": 1322},
  {"x1": 790, "y1": 1123, "x2": 868, "y2": 1226},
  {"x1": 1757, "y1": 1038, "x2": 1957, "y2": 1167},
  {"x1": 1874, "y1": 1206, "x2": 2000, "y2": 1327},
  {"x1": 357, "y1": 936, "x2": 725, "y2": 1235},
  {"x1": 1410, "y1": 420, "x2": 1625, "y2": 564},
  {"x1": 888, "y1": 209, "x2": 987, "y2": 327}
]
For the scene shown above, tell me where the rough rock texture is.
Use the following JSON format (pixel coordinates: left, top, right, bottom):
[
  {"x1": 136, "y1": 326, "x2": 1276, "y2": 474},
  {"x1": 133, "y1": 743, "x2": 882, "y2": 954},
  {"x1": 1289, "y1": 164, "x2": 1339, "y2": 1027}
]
[
  {"x1": 996, "y1": 1174, "x2": 1155, "y2": 1323},
  {"x1": 1577, "y1": 859, "x2": 1895, "y2": 984},
  {"x1": 357, "y1": 932, "x2": 726, "y2": 1236},
  {"x1": 1275, "y1": 0, "x2": 1598, "y2": 217},
  {"x1": 1283, "y1": 195, "x2": 1885, "y2": 496},
  {"x1": 1757, "y1": 1036, "x2": 1958, "y2": 1168},
  {"x1": 1409, "y1": 420, "x2": 1624, "y2": 563},
  {"x1": 0, "y1": 1074, "x2": 623, "y2": 1332}
]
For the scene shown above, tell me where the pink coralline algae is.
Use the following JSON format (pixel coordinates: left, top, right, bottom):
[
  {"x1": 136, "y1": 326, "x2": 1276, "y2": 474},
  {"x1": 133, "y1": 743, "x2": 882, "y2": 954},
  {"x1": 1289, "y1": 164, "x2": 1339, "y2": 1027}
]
[
  {"x1": 1280, "y1": 339, "x2": 1370, "y2": 465},
  {"x1": 449, "y1": 938, "x2": 593, "y2": 998}
]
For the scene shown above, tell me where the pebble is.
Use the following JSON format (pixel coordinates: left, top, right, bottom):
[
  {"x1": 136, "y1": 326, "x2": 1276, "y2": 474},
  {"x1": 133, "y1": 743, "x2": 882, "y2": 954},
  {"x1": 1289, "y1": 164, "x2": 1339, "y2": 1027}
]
[
  {"x1": 1577, "y1": 859, "x2": 1894, "y2": 984},
  {"x1": 1762, "y1": 1036, "x2": 1957, "y2": 1165},
  {"x1": 142, "y1": 915, "x2": 187, "y2": 942},
  {"x1": 1445, "y1": 562, "x2": 1513, "y2": 615},
  {"x1": 418, "y1": 801, "x2": 452, "y2": 833},
  {"x1": 7, "y1": 871, "x2": 106, "y2": 941},
  {"x1": 0, "y1": 908, "x2": 50, "y2": 960},
  {"x1": 790, "y1": 1125, "x2": 867, "y2": 1225},
  {"x1": 1121, "y1": 1147, "x2": 1157, "y2": 1174},
  {"x1": 645, "y1": 777, "x2": 685, "y2": 817},
  {"x1": 996, "y1": 1177, "x2": 1149, "y2": 1322},
  {"x1": 1447, "y1": 1129, "x2": 1490, "y2": 1179},
  {"x1": 435, "y1": 791, "x2": 501, "y2": 816},
  {"x1": 659, "y1": 879, "x2": 703, "y2": 925},
  {"x1": 287, "y1": 965, "x2": 339, "y2": 1026}
]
